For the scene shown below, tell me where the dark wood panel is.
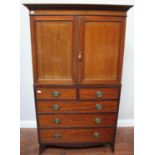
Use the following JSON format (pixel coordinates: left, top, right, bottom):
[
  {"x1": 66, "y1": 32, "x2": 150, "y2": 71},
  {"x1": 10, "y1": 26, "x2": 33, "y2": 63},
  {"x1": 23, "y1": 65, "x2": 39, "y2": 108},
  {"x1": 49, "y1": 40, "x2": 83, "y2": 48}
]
[
  {"x1": 38, "y1": 113, "x2": 117, "y2": 128},
  {"x1": 79, "y1": 88, "x2": 120, "y2": 99},
  {"x1": 39, "y1": 128, "x2": 114, "y2": 143},
  {"x1": 24, "y1": 4, "x2": 133, "y2": 11},
  {"x1": 35, "y1": 88, "x2": 77, "y2": 100},
  {"x1": 37, "y1": 100, "x2": 118, "y2": 113}
]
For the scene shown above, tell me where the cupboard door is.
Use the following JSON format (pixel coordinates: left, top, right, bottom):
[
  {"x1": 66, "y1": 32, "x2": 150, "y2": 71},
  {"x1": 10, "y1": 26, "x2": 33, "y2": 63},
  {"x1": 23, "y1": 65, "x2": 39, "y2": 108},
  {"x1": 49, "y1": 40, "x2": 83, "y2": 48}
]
[
  {"x1": 30, "y1": 16, "x2": 78, "y2": 84},
  {"x1": 80, "y1": 16, "x2": 125, "y2": 84}
]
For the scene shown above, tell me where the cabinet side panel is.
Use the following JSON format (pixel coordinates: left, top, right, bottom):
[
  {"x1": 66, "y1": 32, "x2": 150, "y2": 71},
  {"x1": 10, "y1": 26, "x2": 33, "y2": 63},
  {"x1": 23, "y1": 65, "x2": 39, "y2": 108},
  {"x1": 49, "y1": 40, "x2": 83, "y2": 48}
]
[{"x1": 30, "y1": 16, "x2": 38, "y2": 83}]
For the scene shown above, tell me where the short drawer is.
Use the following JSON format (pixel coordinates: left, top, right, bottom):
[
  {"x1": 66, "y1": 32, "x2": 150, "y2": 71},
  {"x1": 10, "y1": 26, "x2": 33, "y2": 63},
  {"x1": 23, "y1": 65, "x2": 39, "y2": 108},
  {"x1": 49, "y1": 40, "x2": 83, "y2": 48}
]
[
  {"x1": 37, "y1": 101, "x2": 118, "y2": 113},
  {"x1": 39, "y1": 128, "x2": 114, "y2": 143},
  {"x1": 79, "y1": 88, "x2": 120, "y2": 99},
  {"x1": 35, "y1": 88, "x2": 76, "y2": 100},
  {"x1": 38, "y1": 113, "x2": 116, "y2": 128}
]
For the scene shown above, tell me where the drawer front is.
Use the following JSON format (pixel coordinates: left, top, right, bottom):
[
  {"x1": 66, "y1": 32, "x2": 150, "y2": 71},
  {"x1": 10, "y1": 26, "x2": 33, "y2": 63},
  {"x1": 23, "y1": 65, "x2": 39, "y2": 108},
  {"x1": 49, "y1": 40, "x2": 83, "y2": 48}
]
[
  {"x1": 39, "y1": 128, "x2": 114, "y2": 143},
  {"x1": 38, "y1": 114, "x2": 116, "y2": 128},
  {"x1": 37, "y1": 101, "x2": 118, "y2": 113},
  {"x1": 35, "y1": 88, "x2": 76, "y2": 100},
  {"x1": 79, "y1": 88, "x2": 120, "y2": 99}
]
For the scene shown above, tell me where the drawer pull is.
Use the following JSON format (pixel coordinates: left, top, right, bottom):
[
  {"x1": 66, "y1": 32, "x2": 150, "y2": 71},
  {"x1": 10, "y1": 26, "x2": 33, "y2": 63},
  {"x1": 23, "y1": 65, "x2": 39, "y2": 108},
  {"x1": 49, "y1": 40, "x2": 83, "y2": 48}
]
[
  {"x1": 52, "y1": 91, "x2": 61, "y2": 97},
  {"x1": 52, "y1": 104, "x2": 60, "y2": 111},
  {"x1": 52, "y1": 118, "x2": 61, "y2": 124},
  {"x1": 96, "y1": 104, "x2": 103, "y2": 110},
  {"x1": 96, "y1": 91, "x2": 103, "y2": 98},
  {"x1": 94, "y1": 118, "x2": 102, "y2": 124},
  {"x1": 93, "y1": 132, "x2": 100, "y2": 138},
  {"x1": 53, "y1": 133, "x2": 61, "y2": 139}
]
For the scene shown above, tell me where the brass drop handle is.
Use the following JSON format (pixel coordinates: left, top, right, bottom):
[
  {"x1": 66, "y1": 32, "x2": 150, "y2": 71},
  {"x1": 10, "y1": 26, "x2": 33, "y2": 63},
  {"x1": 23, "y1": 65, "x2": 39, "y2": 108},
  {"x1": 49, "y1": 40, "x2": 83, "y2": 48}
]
[
  {"x1": 96, "y1": 91, "x2": 103, "y2": 98},
  {"x1": 53, "y1": 133, "x2": 61, "y2": 139},
  {"x1": 96, "y1": 103, "x2": 104, "y2": 110},
  {"x1": 52, "y1": 118, "x2": 61, "y2": 124},
  {"x1": 52, "y1": 104, "x2": 60, "y2": 111},
  {"x1": 93, "y1": 132, "x2": 100, "y2": 138},
  {"x1": 52, "y1": 91, "x2": 61, "y2": 97},
  {"x1": 94, "y1": 118, "x2": 102, "y2": 124}
]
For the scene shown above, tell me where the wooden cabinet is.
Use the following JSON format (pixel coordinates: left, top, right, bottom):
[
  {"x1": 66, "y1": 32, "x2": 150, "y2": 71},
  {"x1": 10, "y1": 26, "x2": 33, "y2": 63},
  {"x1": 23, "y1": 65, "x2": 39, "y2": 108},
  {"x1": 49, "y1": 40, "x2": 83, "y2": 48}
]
[{"x1": 24, "y1": 4, "x2": 132, "y2": 154}]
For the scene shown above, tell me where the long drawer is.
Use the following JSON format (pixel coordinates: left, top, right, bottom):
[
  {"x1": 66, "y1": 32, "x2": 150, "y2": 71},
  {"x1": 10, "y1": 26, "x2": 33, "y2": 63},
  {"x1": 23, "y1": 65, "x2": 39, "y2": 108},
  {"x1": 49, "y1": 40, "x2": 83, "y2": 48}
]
[
  {"x1": 39, "y1": 128, "x2": 114, "y2": 143},
  {"x1": 79, "y1": 88, "x2": 120, "y2": 99},
  {"x1": 36, "y1": 100, "x2": 118, "y2": 113},
  {"x1": 38, "y1": 114, "x2": 117, "y2": 128},
  {"x1": 35, "y1": 88, "x2": 76, "y2": 100}
]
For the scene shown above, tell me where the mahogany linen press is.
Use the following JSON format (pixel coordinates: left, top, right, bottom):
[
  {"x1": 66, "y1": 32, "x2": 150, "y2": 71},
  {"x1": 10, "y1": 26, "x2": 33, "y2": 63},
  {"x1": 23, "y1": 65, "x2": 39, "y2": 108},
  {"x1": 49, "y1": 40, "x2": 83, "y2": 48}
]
[{"x1": 24, "y1": 4, "x2": 133, "y2": 154}]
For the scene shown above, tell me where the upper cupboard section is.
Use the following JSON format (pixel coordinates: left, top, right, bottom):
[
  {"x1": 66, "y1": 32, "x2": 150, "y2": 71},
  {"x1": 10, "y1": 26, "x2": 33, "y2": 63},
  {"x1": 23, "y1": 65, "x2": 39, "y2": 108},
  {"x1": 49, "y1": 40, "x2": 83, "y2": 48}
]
[{"x1": 30, "y1": 15, "x2": 125, "y2": 85}]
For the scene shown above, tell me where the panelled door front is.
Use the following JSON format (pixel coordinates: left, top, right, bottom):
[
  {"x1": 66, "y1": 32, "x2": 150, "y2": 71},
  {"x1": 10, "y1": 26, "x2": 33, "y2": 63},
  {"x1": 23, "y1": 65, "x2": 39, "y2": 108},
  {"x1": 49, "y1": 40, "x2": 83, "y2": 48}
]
[
  {"x1": 31, "y1": 16, "x2": 78, "y2": 84},
  {"x1": 31, "y1": 15, "x2": 124, "y2": 85},
  {"x1": 79, "y1": 16, "x2": 124, "y2": 85}
]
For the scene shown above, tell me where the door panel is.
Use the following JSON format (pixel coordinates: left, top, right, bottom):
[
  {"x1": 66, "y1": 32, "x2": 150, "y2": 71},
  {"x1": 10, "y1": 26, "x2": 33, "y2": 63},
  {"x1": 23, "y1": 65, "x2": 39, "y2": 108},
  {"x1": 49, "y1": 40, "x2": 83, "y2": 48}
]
[
  {"x1": 80, "y1": 16, "x2": 123, "y2": 84},
  {"x1": 31, "y1": 16, "x2": 78, "y2": 84}
]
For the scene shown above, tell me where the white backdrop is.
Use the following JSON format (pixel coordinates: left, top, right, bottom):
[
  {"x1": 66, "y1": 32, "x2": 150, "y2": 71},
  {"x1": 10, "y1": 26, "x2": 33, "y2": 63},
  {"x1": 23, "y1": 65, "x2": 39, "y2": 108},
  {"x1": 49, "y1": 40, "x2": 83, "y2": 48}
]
[{"x1": 20, "y1": 1, "x2": 134, "y2": 127}]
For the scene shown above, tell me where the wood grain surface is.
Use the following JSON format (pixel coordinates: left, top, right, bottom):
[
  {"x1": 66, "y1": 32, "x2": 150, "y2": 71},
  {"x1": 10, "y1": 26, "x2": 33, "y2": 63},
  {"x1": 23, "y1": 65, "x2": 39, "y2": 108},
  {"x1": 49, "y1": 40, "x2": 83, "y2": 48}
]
[
  {"x1": 39, "y1": 128, "x2": 114, "y2": 143},
  {"x1": 80, "y1": 16, "x2": 122, "y2": 85},
  {"x1": 30, "y1": 16, "x2": 78, "y2": 84},
  {"x1": 20, "y1": 127, "x2": 134, "y2": 155},
  {"x1": 38, "y1": 113, "x2": 117, "y2": 128},
  {"x1": 79, "y1": 88, "x2": 120, "y2": 99},
  {"x1": 35, "y1": 88, "x2": 77, "y2": 100},
  {"x1": 36, "y1": 100, "x2": 118, "y2": 113}
]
